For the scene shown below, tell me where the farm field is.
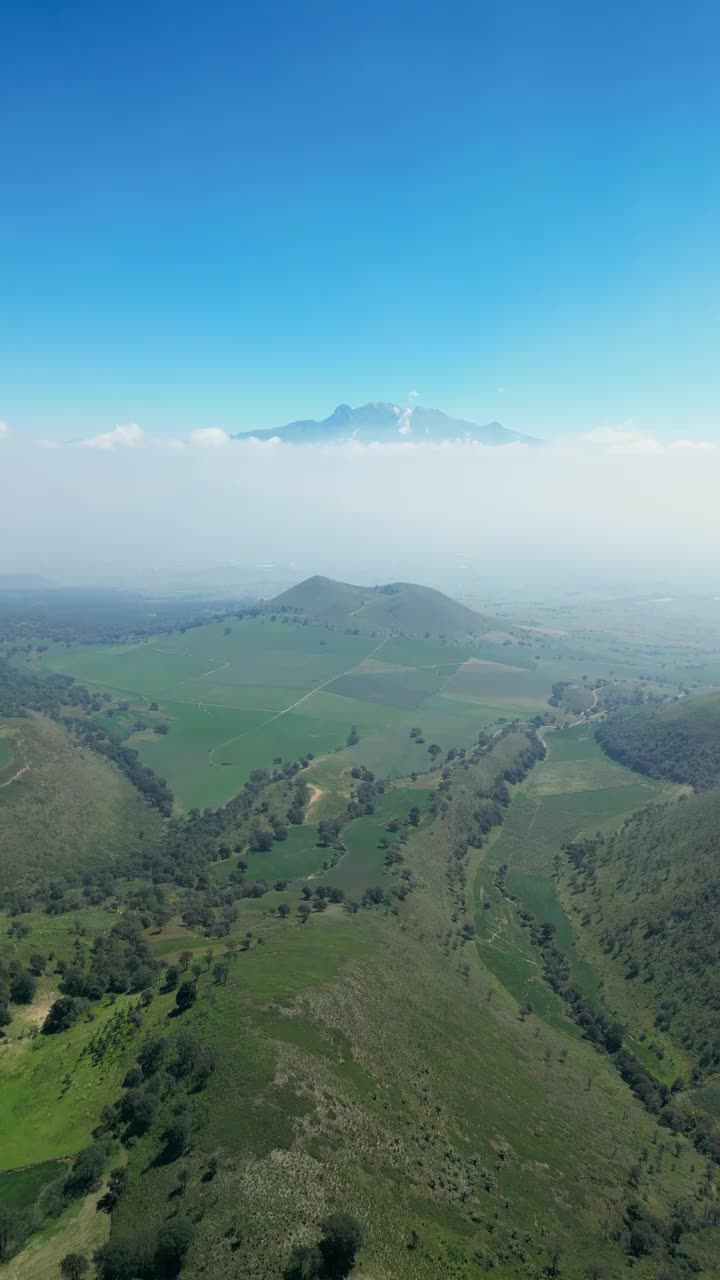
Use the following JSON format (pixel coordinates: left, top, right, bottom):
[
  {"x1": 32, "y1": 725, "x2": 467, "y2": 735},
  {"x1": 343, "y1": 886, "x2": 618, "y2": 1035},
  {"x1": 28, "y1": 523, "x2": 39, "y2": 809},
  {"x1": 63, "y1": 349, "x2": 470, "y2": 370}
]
[{"x1": 34, "y1": 618, "x2": 559, "y2": 810}]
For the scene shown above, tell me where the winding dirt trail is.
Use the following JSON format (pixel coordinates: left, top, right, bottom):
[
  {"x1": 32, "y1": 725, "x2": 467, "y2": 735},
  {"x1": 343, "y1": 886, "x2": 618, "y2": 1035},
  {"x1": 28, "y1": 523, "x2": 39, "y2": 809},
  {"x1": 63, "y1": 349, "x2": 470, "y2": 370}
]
[{"x1": 0, "y1": 737, "x2": 30, "y2": 789}]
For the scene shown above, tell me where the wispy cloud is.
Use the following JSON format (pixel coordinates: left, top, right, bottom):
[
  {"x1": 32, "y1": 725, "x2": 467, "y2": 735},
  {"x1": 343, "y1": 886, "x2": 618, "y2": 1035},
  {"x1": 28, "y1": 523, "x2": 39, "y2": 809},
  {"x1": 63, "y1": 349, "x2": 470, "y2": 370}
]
[
  {"x1": 408, "y1": 390, "x2": 420, "y2": 399},
  {"x1": 79, "y1": 423, "x2": 144, "y2": 450},
  {"x1": 0, "y1": 421, "x2": 9, "y2": 438},
  {"x1": 189, "y1": 427, "x2": 231, "y2": 448},
  {"x1": 581, "y1": 426, "x2": 720, "y2": 456}
]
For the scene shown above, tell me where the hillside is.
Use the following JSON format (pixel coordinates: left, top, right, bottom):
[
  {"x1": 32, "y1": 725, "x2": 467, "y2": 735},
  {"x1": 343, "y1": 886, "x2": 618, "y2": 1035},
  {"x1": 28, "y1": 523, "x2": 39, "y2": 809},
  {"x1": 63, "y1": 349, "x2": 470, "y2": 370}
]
[
  {"x1": 4, "y1": 727, "x2": 718, "y2": 1279},
  {"x1": 6, "y1": 619, "x2": 720, "y2": 1278},
  {"x1": 268, "y1": 575, "x2": 496, "y2": 639},
  {"x1": 232, "y1": 401, "x2": 537, "y2": 446},
  {"x1": 560, "y1": 787, "x2": 720, "y2": 1084},
  {"x1": 0, "y1": 713, "x2": 161, "y2": 892},
  {"x1": 596, "y1": 691, "x2": 720, "y2": 790}
]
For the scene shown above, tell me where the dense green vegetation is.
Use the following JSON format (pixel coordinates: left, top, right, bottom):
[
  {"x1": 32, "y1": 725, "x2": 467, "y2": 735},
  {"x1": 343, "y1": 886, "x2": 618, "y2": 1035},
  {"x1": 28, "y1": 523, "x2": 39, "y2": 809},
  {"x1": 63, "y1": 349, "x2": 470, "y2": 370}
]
[
  {"x1": 596, "y1": 691, "x2": 720, "y2": 790},
  {"x1": 5, "y1": 587, "x2": 720, "y2": 1278},
  {"x1": 561, "y1": 787, "x2": 720, "y2": 1089}
]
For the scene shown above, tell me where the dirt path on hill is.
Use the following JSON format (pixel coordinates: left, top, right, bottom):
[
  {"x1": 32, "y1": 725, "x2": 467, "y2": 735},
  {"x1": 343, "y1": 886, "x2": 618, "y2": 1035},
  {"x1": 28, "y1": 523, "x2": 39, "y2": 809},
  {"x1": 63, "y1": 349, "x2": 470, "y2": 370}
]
[
  {"x1": 304, "y1": 784, "x2": 324, "y2": 820},
  {"x1": 0, "y1": 737, "x2": 30, "y2": 789}
]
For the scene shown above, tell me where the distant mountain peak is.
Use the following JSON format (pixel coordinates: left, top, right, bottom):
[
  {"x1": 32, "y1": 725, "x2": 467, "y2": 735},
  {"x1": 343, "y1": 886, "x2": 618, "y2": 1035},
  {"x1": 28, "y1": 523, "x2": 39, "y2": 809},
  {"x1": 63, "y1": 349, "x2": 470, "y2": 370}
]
[{"x1": 232, "y1": 402, "x2": 538, "y2": 446}]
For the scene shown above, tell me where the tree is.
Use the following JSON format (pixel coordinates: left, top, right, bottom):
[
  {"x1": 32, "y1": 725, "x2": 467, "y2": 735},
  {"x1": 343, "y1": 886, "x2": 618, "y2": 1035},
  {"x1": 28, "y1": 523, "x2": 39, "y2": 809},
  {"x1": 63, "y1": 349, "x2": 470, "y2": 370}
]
[
  {"x1": 101, "y1": 1166, "x2": 128, "y2": 1212},
  {"x1": 155, "y1": 1214, "x2": 195, "y2": 1278},
  {"x1": 213, "y1": 962, "x2": 229, "y2": 986},
  {"x1": 278, "y1": 902, "x2": 291, "y2": 919},
  {"x1": 60, "y1": 1253, "x2": 89, "y2": 1280},
  {"x1": 137, "y1": 1036, "x2": 167, "y2": 1075},
  {"x1": 65, "y1": 1142, "x2": 111, "y2": 1196},
  {"x1": 10, "y1": 970, "x2": 37, "y2": 1004},
  {"x1": 161, "y1": 1114, "x2": 191, "y2": 1161},
  {"x1": 408, "y1": 807, "x2": 421, "y2": 827},
  {"x1": 319, "y1": 1214, "x2": 363, "y2": 1278},
  {"x1": 546, "y1": 1240, "x2": 563, "y2": 1278},
  {"x1": 178, "y1": 950, "x2": 192, "y2": 971},
  {"x1": 175, "y1": 980, "x2": 197, "y2": 1013},
  {"x1": 298, "y1": 904, "x2": 311, "y2": 923},
  {"x1": 119, "y1": 1089, "x2": 158, "y2": 1136},
  {"x1": 162, "y1": 965, "x2": 180, "y2": 991},
  {"x1": 42, "y1": 996, "x2": 89, "y2": 1035},
  {"x1": 346, "y1": 726, "x2": 360, "y2": 747}
]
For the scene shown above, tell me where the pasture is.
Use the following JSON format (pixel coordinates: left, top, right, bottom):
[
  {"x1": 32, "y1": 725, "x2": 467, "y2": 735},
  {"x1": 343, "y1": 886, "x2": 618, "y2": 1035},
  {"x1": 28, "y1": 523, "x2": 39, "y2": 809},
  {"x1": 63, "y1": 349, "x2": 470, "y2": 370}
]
[{"x1": 35, "y1": 618, "x2": 557, "y2": 810}]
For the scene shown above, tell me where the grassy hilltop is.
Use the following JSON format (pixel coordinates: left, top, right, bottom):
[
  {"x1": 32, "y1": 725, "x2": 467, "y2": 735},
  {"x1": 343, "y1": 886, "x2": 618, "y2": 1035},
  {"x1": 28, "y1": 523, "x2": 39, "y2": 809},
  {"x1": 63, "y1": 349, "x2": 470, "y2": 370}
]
[{"x1": 267, "y1": 575, "x2": 498, "y2": 640}]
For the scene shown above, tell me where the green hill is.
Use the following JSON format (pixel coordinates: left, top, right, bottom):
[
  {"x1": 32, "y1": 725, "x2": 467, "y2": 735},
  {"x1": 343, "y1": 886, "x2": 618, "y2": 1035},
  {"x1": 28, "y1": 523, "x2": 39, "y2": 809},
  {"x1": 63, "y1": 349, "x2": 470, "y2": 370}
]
[
  {"x1": 561, "y1": 787, "x2": 720, "y2": 1083},
  {"x1": 268, "y1": 576, "x2": 496, "y2": 640},
  {"x1": 595, "y1": 691, "x2": 720, "y2": 790},
  {"x1": 0, "y1": 713, "x2": 160, "y2": 892}
]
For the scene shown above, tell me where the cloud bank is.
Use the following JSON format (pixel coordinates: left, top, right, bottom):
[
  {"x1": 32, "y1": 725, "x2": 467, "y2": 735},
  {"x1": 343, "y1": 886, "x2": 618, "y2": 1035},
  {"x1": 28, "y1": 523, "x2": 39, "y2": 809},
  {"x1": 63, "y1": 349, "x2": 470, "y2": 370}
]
[{"x1": 1, "y1": 421, "x2": 718, "y2": 588}]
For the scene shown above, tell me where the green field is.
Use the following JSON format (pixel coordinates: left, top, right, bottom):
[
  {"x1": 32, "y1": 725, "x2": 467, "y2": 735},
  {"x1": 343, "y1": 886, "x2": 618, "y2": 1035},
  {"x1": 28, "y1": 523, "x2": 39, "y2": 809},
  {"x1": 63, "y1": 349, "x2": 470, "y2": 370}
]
[{"x1": 32, "y1": 619, "x2": 559, "y2": 810}]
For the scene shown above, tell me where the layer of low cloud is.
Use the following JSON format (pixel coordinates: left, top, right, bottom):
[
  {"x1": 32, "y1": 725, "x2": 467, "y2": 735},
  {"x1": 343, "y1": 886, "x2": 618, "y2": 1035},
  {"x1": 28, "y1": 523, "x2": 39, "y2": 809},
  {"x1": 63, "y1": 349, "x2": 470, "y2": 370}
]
[
  {"x1": 1, "y1": 421, "x2": 719, "y2": 588},
  {"x1": 79, "y1": 423, "x2": 144, "y2": 449}
]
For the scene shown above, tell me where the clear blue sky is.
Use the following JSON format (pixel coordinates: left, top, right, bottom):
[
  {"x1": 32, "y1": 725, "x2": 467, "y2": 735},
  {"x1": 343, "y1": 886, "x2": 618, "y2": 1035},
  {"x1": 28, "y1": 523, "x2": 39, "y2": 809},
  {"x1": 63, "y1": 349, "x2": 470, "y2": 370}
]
[{"x1": 2, "y1": 0, "x2": 719, "y2": 438}]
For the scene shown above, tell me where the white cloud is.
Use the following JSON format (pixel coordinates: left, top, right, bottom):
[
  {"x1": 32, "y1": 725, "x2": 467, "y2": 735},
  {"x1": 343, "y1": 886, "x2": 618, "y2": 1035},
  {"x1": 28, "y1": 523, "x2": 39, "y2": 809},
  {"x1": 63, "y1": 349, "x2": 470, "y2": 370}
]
[
  {"x1": 189, "y1": 427, "x2": 231, "y2": 448},
  {"x1": 0, "y1": 421, "x2": 9, "y2": 438},
  {"x1": 408, "y1": 390, "x2": 420, "y2": 398},
  {"x1": 396, "y1": 407, "x2": 413, "y2": 435},
  {"x1": 4, "y1": 420, "x2": 720, "y2": 588},
  {"x1": 79, "y1": 423, "x2": 144, "y2": 450},
  {"x1": 581, "y1": 426, "x2": 720, "y2": 456}
]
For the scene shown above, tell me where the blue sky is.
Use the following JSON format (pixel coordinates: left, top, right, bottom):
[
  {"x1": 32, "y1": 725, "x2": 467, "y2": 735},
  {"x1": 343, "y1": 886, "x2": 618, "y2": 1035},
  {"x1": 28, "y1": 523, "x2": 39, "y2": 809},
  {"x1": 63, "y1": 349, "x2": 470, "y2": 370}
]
[{"x1": 2, "y1": 0, "x2": 719, "y2": 439}]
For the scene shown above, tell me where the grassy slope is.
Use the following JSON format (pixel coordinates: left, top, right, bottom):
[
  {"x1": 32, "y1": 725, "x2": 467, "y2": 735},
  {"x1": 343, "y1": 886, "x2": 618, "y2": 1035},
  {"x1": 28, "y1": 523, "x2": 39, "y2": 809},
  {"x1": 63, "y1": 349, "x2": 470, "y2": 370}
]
[
  {"x1": 560, "y1": 786, "x2": 720, "y2": 1081},
  {"x1": 2, "y1": 733, "x2": 715, "y2": 1279},
  {"x1": 0, "y1": 713, "x2": 160, "y2": 889},
  {"x1": 470, "y1": 724, "x2": 685, "y2": 1078},
  {"x1": 268, "y1": 575, "x2": 494, "y2": 638}
]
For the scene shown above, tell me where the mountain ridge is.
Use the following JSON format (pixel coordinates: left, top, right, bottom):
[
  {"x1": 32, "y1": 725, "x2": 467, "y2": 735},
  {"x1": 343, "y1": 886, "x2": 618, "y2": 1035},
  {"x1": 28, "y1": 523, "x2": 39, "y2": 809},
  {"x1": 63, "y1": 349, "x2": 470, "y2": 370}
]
[{"x1": 233, "y1": 401, "x2": 537, "y2": 446}]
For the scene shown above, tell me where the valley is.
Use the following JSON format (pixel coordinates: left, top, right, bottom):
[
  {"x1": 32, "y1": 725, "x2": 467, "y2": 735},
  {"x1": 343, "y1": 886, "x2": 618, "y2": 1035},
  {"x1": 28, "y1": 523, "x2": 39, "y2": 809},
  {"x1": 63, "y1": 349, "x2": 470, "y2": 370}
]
[{"x1": 2, "y1": 582, "x2": 720, "y2": 1279}]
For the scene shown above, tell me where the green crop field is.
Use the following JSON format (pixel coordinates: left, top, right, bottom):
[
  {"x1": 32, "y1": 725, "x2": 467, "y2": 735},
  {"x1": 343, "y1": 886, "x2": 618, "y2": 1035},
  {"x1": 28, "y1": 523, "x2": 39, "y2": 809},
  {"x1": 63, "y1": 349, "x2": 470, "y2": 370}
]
[{"x1": 31, "y1": 618, "x2": 561, "y2": 810}]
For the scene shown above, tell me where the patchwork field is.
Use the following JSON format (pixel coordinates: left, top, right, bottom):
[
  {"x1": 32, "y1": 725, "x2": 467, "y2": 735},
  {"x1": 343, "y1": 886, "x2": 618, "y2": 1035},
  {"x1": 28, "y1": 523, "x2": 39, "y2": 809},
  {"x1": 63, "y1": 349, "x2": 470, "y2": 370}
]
[{"x1": 34, "y1": 619, "x2": 554, "y2": 809}]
